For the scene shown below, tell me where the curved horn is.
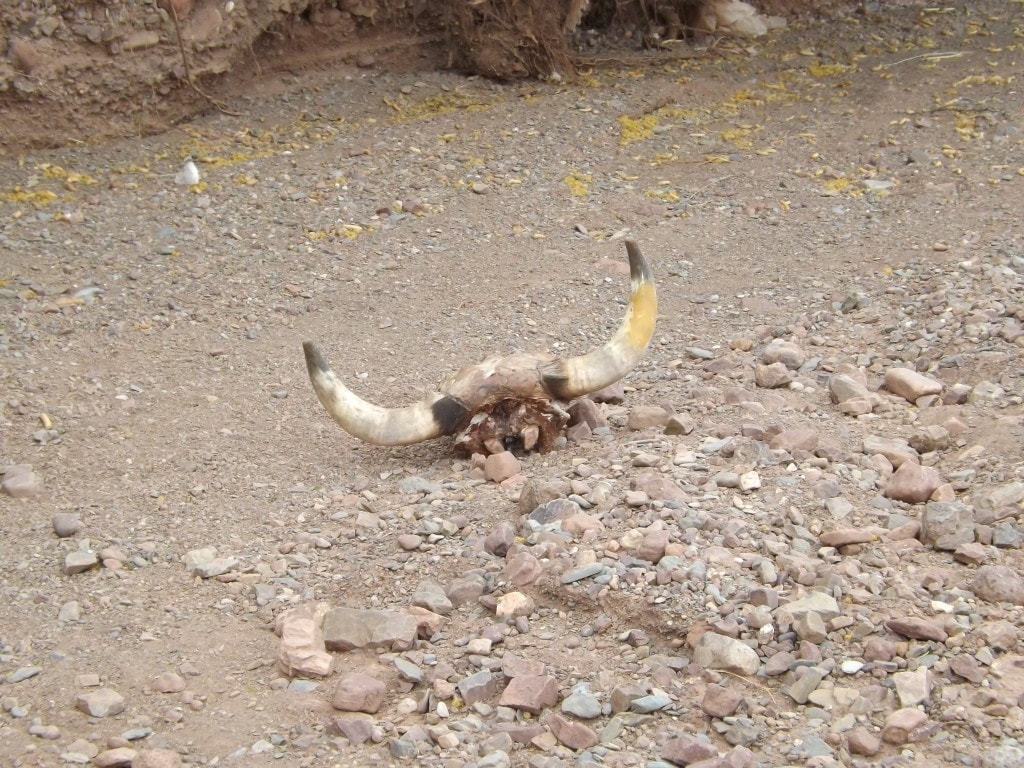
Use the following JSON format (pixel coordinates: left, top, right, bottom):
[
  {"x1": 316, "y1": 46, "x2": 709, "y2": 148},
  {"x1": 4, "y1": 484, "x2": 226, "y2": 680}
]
[
  {"x1": 302, "y1": 342, "x2": 469, "y2": 446},
  {"x1": 539, "y1": 239, "x2": 657, "y2": 400}
]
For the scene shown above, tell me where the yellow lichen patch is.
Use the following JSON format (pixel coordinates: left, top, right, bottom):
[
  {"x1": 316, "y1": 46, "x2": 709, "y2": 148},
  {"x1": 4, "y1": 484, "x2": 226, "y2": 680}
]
[
  {"x1": 389, "y1": 92, "x2": 495, "y2": 122},
  {"x1": 952, "y1": 74, "x2": 1013, "y2": 88},
  {"x1": 807, "y1": 62, "x2": 852, "y2": 77},
  {"x1": 307, "y1": 224, "x2": 367, "y2": 241},
  {"x1": 39, "y1": 164, "x2": 99, "y2": 188},
  {"x1": 2, "y1": 189, "x2": 58, "y2": 206},
  {"x1": 954, "y1": 112, "x2": 979, "y2": 141},
  {"x1": 704, "y1": 155, "x2": 732, "y2": 164},
  {"x1": 645, "y1": 188, "x2": 680, "y2": 202},
  {"x1": 564, "y1": 171, "x2": 592, "y2": 198},
  {"x1": 823, "y1": 177, "x2": 851, "y2": 193},
  {"x1": 617, "y1": 114, "x2": 659, "y2": 146}
]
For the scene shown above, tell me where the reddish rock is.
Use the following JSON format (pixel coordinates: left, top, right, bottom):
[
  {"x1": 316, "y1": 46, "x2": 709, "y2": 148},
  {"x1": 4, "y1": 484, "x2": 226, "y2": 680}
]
[
  {"x1": 882, "y1": 707, "x2": 928, "y2": 744},
  {"x1": 498, "y1": 674, "x2": 558, "y2": 713},
  {"x1": 700, "y1": 683, "x2": 743, "y2": 717},
  {"x1": 846, "y1": 726, "x2": 881, "y2": 756},
  {"x1": 545, "y1": 712, "x2": 599, "y2": 750},
  {"x1": 627, "y1": 405, "x2": 672, "y2": 430},
  {"x1": 884, "y1": 367, "x2": 943, "y2": 402},
  {"x1": 768, "y1": 428, "x2": 818, "y2": 453},
  {"x1": 884, "y1": 616, "x2": 948, "y2": 643},
  {"x1": 332, "y1": 673, "x2": 386, "y2": 713},
  {"x1": 883, "y1": 461, "x2": 943, "y2": 503},
  {"x1": 663, "y1": 734, "x2": 718, "y2": 764},
  {"x1": 484, "y1": 451, "x2": 521, "y2": 483}
]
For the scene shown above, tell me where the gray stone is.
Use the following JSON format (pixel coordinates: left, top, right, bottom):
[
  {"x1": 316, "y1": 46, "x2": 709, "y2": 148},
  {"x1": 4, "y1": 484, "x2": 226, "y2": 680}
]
[
  {"x1": 919, "y1": 501, "x2": 974, "y2": 549},
  {"x1": 411, "y1": 581, "x2": 453, "y2": 615}
]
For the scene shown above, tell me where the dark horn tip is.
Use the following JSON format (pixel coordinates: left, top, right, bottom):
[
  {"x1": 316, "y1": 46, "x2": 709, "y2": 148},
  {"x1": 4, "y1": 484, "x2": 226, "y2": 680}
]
[
  {"x1": 624, "y1": 240, "x2": 652, "y2": 283},
  {"x1": 303, "y1": 341, "x2": 330, "y2": 374}
]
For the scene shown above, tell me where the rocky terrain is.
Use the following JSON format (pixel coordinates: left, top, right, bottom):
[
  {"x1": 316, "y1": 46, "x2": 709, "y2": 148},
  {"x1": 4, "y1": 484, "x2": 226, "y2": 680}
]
[{"x1": 1, "y1": 1, "x2": 1024, "y2": 767}]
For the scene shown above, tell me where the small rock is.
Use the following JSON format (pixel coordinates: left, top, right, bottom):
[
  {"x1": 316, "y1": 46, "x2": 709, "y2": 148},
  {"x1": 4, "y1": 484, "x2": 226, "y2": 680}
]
[
  {"x1": 919, "y1": 501, "x2": 975, "y2": 550},
  {"x1": 76, "y1": 688, "x2": 125, "y2": 718},
  {"x1": 495, "y1": 592, "x2": 535, "y2": 619},
  {"x1": 627, "y1": 406, "x2": 672, "y2": 430},
  {"x1": 884, "y1": 616, "x2": 947, "y2": 642},
  {"x1": 2, "y1": 464, "x2": 41, "y2": 498},
  {"x1": 498, "y1": 675, "x2": 557, "y2": 713},
  {"x1": 484, "y1": 451, "x2": 521, "y2": 482},
  {"x1": 332, "y1": 673, "x2": 386, "y2": 713},
  {"x1": 768, "y1": 428, "x2": 818, "y2": 453},
  {"x1": 52, "y1": 512, "x2": 81, "y2": 537},
  {"x1": 149, "y1": 672, "x2": 186, "y2": 693},
  {"x1": 131, "y1": 750, "x2": 181, "y2": 768},
  {"x1": 693, "y1": 632, "x2": 760, "y2": 675},
  {"x1": 970, "y1": 565, "x2": 1024, "y2": 605},
  {"x1": 882, "y1": 707, "x2": 928, "y2": 744},
  {"x1": 846, "y1": 727, "x2": 881, "y2": 756},
  {"x1": 884, "y1": 367, "x2": 943, "y2": 402},
  {"x1": 754, "y1": 362, "x2": 792, "y2": 388},
  {"x1": 545, "y1": 712, "x2": 598, "y2": 750},
  {"x1": 883, "y1": 461, "x2": 943, "y2": 503},
  {"x1": 662, "y1": 734, "x2": 718, "y2": 765},
  {"x1": 701, "y1": 684, "x2": 742, "y2": 717}
]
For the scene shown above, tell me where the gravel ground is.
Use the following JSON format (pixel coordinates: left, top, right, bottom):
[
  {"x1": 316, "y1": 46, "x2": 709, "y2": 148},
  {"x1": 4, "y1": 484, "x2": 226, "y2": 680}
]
[{"x1": 2, "y1": 3, "x2": 1024, "y2": 768}]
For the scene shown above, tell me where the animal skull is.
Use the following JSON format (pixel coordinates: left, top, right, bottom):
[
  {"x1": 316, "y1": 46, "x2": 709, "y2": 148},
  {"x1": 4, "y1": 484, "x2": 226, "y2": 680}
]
[{"x1": 303, "y1": 239, "x2": 656, "y2": 454}]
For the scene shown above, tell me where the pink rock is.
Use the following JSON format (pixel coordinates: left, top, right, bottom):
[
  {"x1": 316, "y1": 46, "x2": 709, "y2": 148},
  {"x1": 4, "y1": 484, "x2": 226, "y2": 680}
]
[
  {"x1": 662, "y1": 734, "x2": 718, "y2": 765},
  {"x1": 700, "y1": 683, "x2": 743, "y2": 717},
  {"x1": 332, "y1": 673, "x2": 386, "y2": 713},
  {"x1": 276, "y1": 604, "x2": 333, "y2": 677},
  {"x1": 627, "y1": 406, "x2": 672, "y2": 430},
  {"x1": 545, "y1": 712, "x2": 599, "y2": 750},
  {"x1": 484, "y1": 451, "x2": 521, "y2": 483},
  {"x1": 883, "y1": 461, "x2": 943, "y2": 503},
  {"x1": 504, "y1": 551, "x2": 543, "y2": 586},
  {"x1": 498, "y1": 674, "x2": 558, "y2": 713},
  {"x1": 882, "y1": 707, "x2": 928, "y2": 744},
  {"x1": 884, "y1": 367, "x2": 943, "y2": 402},
  {"x1": 768, "y1": 428, "x2": 819, "y2": 453},
  {"x1": 1, "y1": 464, "x2": 41, "y2": 498},
  {"x1": 131, "y1": 750, "x2": 182, "y2": 768},
  {"x1": 76, "y1": 688, "x2": 125, "y2": 717}
]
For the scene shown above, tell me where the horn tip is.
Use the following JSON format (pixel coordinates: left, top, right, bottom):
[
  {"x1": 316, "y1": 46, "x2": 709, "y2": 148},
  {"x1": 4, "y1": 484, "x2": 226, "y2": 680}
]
[
  {"x1": 303, "y1": 341, "x2": 329, "y2": 375},
  {"x1": 624, "y1": 240, "x2": 652, "y2": 284}
]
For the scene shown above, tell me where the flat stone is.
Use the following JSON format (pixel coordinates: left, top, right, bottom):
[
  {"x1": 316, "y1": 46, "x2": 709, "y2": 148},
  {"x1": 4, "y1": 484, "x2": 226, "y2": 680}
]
[
  {"x1": 884, "y1": 616, "x2": 947, "y2": 643},
  {"x1": 94, "y1": 747, "x2": 138, "y2": 767},
  {"x1": 498, "y1": 675, "x2": 557, "y2": 714},
  {"x1": 893, "y1": 667, "x2": 932, "y2": 707},
  {"x1": 862, "y1": 435, "x2": 919, "y2": 467},
  {"x1": 779, "y1": 592, "x2": 840, "y2": 622},
  {"x1": 846, "y1": 726, "x2": 881, "y2": 756},
  {"x1": 754, "y1": 362, "x2": 793, "y2": 388},
  {"x1": 627, "y1": 406, "x2": 672, "y2": 430},
  {"x1": 131, "y1": 750, "x2": 181, "y2": 768},
  {"x1": 457, "y1": 669, "x2": 501, "y2": 706},
  {"x1": 819, "y1": 528, "x2": 877, "y2": 547},
  {"x1": 885, "y1": 367, "x2": 943, "y2": 402},
  {"x1": 561, "y1": 690, "x2": 602, "y2": 719},
  {"x1": 76, "y1": 688, "x2": 125, "y2": 718},
  {"x1": 828, "y1": 373, "x2": 870, "y2": 404},
  {"x1": 277, "y1": 604, "x2": 333, "y2": 677},
  {"x1": 768, "y1": 428, "x2": 818, "y2": 453},
  {"x1": 495, "y1": 591, "x2": 534, "y2": 619},
  {"x1": 662, "y1": 734, "x2": 718, "y2": 765},
  {"x1": 322, "y1": 608, "x2": 417, "y2": 651},
  {"x1": 545, "y1": 712, "x2": 598, "y2": 750}
]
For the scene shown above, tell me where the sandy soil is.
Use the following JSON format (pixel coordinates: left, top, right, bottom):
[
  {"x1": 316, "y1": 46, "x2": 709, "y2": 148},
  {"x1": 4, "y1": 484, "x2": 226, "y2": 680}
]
[{"x1": 2, "y1": 2, "x2": 1024, "y2": 766}]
